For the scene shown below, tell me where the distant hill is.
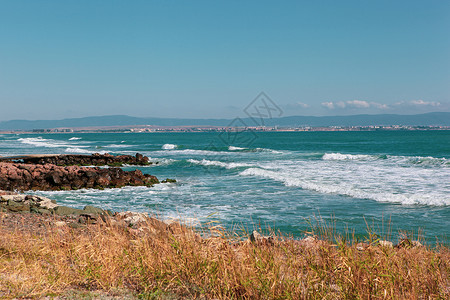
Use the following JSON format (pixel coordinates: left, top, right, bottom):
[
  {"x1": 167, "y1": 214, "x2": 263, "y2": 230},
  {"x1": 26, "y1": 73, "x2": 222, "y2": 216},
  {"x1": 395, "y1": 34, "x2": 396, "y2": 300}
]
[{"x1": 0, "y1": 112, "x2": 449, "y2": 130}]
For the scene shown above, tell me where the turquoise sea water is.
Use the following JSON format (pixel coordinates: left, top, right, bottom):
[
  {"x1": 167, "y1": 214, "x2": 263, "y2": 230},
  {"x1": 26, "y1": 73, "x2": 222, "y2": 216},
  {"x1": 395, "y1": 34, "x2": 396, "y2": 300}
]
[{"x1": 1, "y1": 131, "x2": 449, "y2": 243}]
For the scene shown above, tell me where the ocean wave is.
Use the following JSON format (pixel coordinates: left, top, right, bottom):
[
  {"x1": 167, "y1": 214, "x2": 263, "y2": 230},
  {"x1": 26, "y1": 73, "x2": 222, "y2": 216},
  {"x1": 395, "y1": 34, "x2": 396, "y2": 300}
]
[
  {"x1": 69, "y1": 137, "x2": 82, "y2": 141},
  {"x1": 106, "y1": 144, "x2": 133, "y2": 148},
  {"x1": 18, "y1": 137, "x2": 77, "y2": 149},
  {"x1": 322, "y1": 152, "x2": 448, "y2": 167},
  {"x1": 322, "y1": 153, "x2": 378, "y2": 161},
  {"x1": 239, "y1": 167, "x2": 449, "y2": 206},
  {"x1": 254, "y1": 148, "x2": 284, "y2": 154},
  {"x1": 398, "y1": 156, "x2": 449, "y2": 167},
  {"x1": 149, "y1": 157, "x2": 177, "y2": 166},
  {"x1": 153, "y1": 149, "x2": 231, "y2": 156},
  {"x1": 228, "y1": 146, "x2": 247, "y2": 151},
  {"x1": 162, "y1": 144, "x2": 178, "y2": 150},
  {"x1": 227, "y1": 145, "x2": 284, "y2": 154},
  {"x1": 64, "y1": 147, "x2": 103, "y2": 154},
  {"x1": 187, "y1": 159, "x2": 253, "y2": 169}
]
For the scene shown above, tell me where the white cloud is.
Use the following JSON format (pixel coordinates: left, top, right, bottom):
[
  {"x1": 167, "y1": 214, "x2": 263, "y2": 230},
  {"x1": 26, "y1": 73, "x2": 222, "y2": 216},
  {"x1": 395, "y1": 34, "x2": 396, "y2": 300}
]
[
  {"x1": 370, "y1": 102, "x2": 389, "y2": 109},
  {"x1": 336, "y1": 101, "x2": 346, "y2": 108},
  {"x1": 410, "y1": 100, "x2": 440, "y2": 107},
  {"x1": 346, "y1": 100, "x2": 370, "y2": 108},
  {"x1": 321, "y1": 102, "x2": 335, "y2": 109},
  {"x1": 296, "y1": 102, "x2": 310, "y2": 108},
  {"x1": 393, "y1": 100, "x2": 441, "y2": 108},
  {"x1": 322, "y1": 100, "x2": 387, "y2": 110}
]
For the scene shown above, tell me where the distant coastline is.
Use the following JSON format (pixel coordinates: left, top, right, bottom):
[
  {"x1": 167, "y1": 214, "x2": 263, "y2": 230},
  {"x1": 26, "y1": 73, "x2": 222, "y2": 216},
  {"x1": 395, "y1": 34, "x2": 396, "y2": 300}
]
[
  {"x1": 1, "y1": 112, "x2": 450, "y2": 132},
  {"x1": 1, "y1": 124, "x2": 449, "y2": 134}
]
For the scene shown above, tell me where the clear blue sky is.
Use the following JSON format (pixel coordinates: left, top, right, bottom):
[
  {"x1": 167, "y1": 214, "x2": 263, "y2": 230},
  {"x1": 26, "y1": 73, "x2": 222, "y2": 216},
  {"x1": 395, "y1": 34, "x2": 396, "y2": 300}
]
[{"x1": 1, "y1": 0, "x2": 449, "y2": 120}]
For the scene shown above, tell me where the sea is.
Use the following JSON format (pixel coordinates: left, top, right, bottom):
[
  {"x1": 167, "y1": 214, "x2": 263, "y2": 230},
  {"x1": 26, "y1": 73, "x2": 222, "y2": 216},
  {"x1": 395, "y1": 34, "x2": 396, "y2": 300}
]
[{"x1": 0, "y1": 131, "x2": 449, "y2": 244}]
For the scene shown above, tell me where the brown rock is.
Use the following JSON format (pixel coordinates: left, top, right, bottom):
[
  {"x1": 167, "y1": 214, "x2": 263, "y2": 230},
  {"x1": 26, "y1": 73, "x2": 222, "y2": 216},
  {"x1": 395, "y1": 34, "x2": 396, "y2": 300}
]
[
  {"x1": 0, "y1": 158, "x2": 159, "y2": 191},
  {"x1": 356, "y1": 242, "x2": 370, "y2": 251}
]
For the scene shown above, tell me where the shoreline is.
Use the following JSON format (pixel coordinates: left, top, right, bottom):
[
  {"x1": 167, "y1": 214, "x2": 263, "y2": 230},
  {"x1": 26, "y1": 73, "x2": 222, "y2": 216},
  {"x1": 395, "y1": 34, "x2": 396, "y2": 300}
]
[
  {"x1": 1, "y1": 204, "x2": 449, "y2": 299},
  {"x1": 0, "y1": 152, "x2": 449, "y2": 298}
]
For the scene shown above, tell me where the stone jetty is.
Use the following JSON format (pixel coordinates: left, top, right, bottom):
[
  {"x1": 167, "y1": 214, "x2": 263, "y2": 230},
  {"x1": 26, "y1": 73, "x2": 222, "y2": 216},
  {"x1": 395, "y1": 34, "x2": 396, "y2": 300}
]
[
  {"x1": 0, "y1": 153, "x2": 161, "y2": 191},
  {"x1": 0, "y1": 152, "x2": 153, "y2": 167}
]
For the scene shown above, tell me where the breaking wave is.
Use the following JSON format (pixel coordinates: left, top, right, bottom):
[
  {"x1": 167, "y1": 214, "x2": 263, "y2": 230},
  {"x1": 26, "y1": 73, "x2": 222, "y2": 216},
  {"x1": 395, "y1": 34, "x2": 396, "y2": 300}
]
[
  {"x1": 18, "y1": 137, "x2": 72, "y2": 148},
  {"x1": 187, "y1": 159, "x2": 253, "y2": 169},
  {"x1": 322, "y1": 153, "x2": 378, "y2": 161},
  {"x1": 228, "y1": 146, "x2": 247, "y2": 151},
  {"x1": 64, "y1": 147, "x2": 106, "y2": 154},
  {"x1": 153, "y1": 149, "x2": 231, "y2": 156},
  {"x1": 239, "y1": 167, "x2": 449, "y2": 206},
  {"x1": 322, "y1": 152, "x2": 448, "y2": 167},
  {"x1": 162, "y1": 144, "x2": 178, "y2": 150},
  {"x1": 254, "y1": 148, "x2": 284, "y2": 154}
]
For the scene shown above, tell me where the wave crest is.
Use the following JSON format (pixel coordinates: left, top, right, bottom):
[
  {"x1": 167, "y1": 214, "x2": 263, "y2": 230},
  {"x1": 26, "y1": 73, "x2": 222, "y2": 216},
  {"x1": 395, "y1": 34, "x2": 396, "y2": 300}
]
[
  {"x1": 239, "y1": 167, "x2": 449, "y2": 206},
  {"x1": 162, "y1": 144, "x2": 178, "y2": 150},
  {"x1": 188, "y1": 159, "x2": 253, "y2": 169},
  {"x1": 322, "y1": 153, "x2": 376, "y2": 161}
]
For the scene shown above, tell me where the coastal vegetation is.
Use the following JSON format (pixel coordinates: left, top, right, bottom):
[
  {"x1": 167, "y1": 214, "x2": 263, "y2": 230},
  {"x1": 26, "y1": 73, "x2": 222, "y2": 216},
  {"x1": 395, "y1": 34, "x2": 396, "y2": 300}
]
[
  {"x1": 1, "y1": 212, "x2": 448, "y2": 299},
  {"x1": 0, "y1": 152, "x2": 448, "y2": 299}
]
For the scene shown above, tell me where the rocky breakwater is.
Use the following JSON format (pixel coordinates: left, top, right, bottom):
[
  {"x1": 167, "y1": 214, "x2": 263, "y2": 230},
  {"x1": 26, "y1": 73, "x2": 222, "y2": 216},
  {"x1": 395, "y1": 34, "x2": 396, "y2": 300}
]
[
  {"x1": 12, "y1": 153, "x2": 154, "y2": 167},
  {"x1": 0, "y1": 154, "x2": 160, "y2": 191}
]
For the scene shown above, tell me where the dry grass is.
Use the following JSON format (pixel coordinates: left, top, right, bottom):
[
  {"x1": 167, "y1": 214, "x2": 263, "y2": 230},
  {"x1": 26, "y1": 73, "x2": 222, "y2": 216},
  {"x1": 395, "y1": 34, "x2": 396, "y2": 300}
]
[{"x1": 0, "y1": 213, "x2": 449, "y2": 299}]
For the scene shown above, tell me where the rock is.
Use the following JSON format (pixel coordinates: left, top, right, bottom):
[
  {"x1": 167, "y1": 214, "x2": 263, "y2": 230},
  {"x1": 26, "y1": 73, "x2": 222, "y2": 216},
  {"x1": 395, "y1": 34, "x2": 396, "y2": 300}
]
[
  {"x1": 83, "y1": 205, "x2": 105, "y2": 215},
  {"x1": 18, "y1": 153, "x2": 152, "y2": 167},
  {"x1": 161, "y1": 178, "x2": 177, "y2": 183},
  {"x1": 79, "y1": 213, "x2": 100, "y2": 225},
  {"x1": 0, "y1": 160, "x2": 160, "y2": 191},
  {"x1": 6, "y1": 200, "x2": 30, "y2": 212},
  {"x1": 249, "y1": 230, "x2": 274, "y2": 245},
  {"x1": 30, "y1": 207, "x2": 51, "y2": 215},
  {"x1": 0, "y1": 190, "x2": 18, "y2": 196},
  {"x1": 68, "y1": 222, "x2": 83, "y2": 229},
  {"x1": 297, "y1": 235, "x2": 327, "y2": 249},
  {"x1": 395, "y1": 238, "x2": 413, "y2": 249},
  {"x1": 379, "y1": 240, "x2": 394, "y2": 248},
  {"x1": 54, "y1": 221, "x2": 67, "y2": 227},
  {"x1": 116, "y1": 211, "x2": 149, "y2": 227},
  {"x1": 0, "y1": 192, "x2": 60, "y2": 214},
  {"x1": 356, "y1": 242, "x2": 370, "y2": 251},
  {"x1": 1, "y1": 194, "x2": 26, "y2": 202},
  {"x1": 54, "y1": 206, "x2": 85, "y2": 216},
  {"x1": 412, "y1": 240, "x2": 423, "y2": 248},
  {"x1": 26, "y1": 195, "x2": 59, "y2": 210}
]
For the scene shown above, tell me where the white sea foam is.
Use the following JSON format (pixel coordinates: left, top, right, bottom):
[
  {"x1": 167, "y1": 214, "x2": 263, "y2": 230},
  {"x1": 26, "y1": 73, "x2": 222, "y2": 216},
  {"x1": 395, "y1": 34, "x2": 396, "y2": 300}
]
[
  {"x1": 188, "y1": 159, "x2": 253, "y2": 169},
  {"x1": 153, "y1": 149, "x2": 231, "y2": 156},
  {"x1": 255, "y1": 148, "x2": 284, "y2": 154},
  {"x1": 64, "y1": 147, "x2": 103, "y2": 154},
  {"x1": 18, "y1": 137, "x2": 92, "y2": 152},
  {"x1": 228, "y1": 146, "x2": 247, "y2": 151},
  {"x1": 149, "y1": 157, "x2": 177, "y2": 166},
  {"x1": 18, "y1": 137, "x2": 70, "y2": 148},
  {"x1": 69, "y1": 137, "x2": 82, "y2": 141},
  {"x1": 322, "y1": 152, "x2": 449, "y2": 167},
  {"x1": 322, "y1": 153, "x2": 376, "y2": 160},
  {"x1": 239, "y1": 157, "x2": 450, "y2": 206},
  {"x1": 106, "y1": 144, "x2": 132, "y2": 148},
  {"x1": 397, "y1": 155, "x2": 449, "y2": 167},
  {"x1": 162, "y1": 144, "x2": 178, "y2": 150}
]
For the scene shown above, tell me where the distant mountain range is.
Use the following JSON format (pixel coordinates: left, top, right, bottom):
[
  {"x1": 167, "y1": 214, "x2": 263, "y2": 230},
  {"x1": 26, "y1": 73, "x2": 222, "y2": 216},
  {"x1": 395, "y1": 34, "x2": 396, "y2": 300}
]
[{"x1": 1, "y1": 112, "x2": 449, "y2": 130}]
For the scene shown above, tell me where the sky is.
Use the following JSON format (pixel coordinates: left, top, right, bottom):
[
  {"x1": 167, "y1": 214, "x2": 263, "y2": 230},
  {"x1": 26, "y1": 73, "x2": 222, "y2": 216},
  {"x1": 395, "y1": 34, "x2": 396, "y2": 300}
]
[{"x1": 0, "y1": 0, "x2": 449, "y2": 120}]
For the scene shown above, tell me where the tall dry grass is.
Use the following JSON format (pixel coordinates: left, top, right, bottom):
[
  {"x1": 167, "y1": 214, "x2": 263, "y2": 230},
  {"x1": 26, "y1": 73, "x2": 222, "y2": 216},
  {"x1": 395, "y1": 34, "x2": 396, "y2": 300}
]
[{"x1": 0, "y1": 214, "x2": 449, "y2": 299}]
